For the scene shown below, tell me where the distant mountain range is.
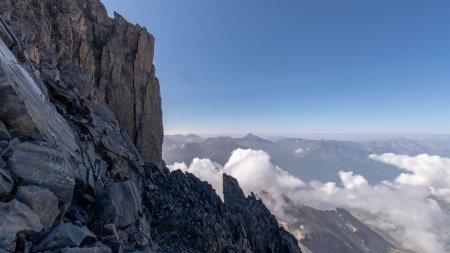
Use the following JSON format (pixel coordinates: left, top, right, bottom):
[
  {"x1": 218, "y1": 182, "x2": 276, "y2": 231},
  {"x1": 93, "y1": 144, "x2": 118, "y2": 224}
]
[
  {"x1": 163, "y1": 133, "x2": 450, "y2": 184},
  {"x1": 163, "y1": 134, "x2": 450, "y2": 252}
]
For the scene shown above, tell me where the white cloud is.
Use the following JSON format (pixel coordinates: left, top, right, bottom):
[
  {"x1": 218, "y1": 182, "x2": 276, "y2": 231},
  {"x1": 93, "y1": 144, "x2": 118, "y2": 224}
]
[
  {"x1": 169, "y1": 149, "x2": 304, "y2": 199},
  {"x1": 369, "y1": 153, "x2": 450, "y2": 203},
  {"x1": 169, "y1": 149, "x2": 450, "y2": 253},
  {"x1": 294, "y1": 148, "x2": 304, "y2": 154}
]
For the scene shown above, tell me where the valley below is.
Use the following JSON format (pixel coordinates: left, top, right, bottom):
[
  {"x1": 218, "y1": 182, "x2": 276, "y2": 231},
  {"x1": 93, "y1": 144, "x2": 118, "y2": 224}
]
[{"x1": 165, "y1": 134, "x2": 450, "y2": 253}]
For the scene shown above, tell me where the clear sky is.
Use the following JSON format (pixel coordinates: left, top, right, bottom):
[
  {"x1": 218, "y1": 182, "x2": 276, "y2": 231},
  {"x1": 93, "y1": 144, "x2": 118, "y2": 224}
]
[{"x1": 102, "y1": 0, "x2": 450, "y2": 136}]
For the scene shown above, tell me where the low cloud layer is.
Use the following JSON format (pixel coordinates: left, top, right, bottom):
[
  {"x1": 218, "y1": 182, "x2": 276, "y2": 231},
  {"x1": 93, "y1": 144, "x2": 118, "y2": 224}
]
[
  {"x1": 169, "y1": 149, "x2": 450, "y2": 253},
  {"x1": 370, "y1": 153, "x2": 450, "y2": 204}
]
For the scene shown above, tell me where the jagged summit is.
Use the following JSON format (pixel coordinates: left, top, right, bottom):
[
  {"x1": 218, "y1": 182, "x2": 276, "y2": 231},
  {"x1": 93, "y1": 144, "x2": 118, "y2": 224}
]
[{"x1": 0, "y1": 0, "x2": 301, "y2": 252}]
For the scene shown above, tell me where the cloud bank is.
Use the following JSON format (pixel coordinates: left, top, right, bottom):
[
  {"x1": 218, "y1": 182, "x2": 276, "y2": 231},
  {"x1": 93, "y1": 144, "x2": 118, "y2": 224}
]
[{"x1": 169, "y1": 149, "x2": 450, "y2": 253}]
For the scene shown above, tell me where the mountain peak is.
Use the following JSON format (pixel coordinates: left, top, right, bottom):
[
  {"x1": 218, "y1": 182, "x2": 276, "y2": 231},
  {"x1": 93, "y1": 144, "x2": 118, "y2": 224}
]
[{"x1": 243, "y1": 133, "x2": 261, "y2": 139}]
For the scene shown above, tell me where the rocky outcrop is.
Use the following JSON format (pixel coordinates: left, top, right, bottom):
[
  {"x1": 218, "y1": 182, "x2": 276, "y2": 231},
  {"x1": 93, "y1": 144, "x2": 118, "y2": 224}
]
[
  {"x1": 223, "y1": 174, "x2": 302, "y2": 253},
  {"x1": 144, "y1": 169, "x2": 301, "y2": 252},
  {"x1": 0, "y1": 0, "x2": 302, "y2": 252},
  {"x1": 1, "y1": 0, "x2": 163, "y2": 166}
]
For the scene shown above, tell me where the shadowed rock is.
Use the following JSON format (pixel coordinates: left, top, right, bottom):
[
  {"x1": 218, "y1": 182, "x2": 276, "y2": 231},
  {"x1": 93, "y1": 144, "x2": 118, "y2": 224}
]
[
  {"x1": 223, "y1": 174, "x2": 302, "y2": 253},
  {"x1": 91, "y1": 180, "x2": 142, "y2": 229},
  {"x1": 0, "y1": 168, "x2": 13, "y2": 197},
  {"x1": 0, "y1": 200, "x2": 43, "y2": 251},
  {"x1": 60, "y1": 246, "x2": 112, "y2": 253},
  {"x1": 32, "y1": 222, "x2": 96, "y2": 252},
  {"x1": 0, "y1": 120, "x2": 10, "y2": 141},
  {"x1": 16, "y1": 185, "x2": 60, "y2": 229}
]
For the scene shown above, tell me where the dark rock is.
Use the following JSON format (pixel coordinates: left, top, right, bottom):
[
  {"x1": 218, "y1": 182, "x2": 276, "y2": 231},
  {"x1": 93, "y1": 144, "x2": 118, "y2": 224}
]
[
  {"x1": 0, "y1": 120, "x2": 10, "y2": 141},
  {"x1": 16, "y1": 185, "x2": 60, "y2": 229},
  {"x1": 91, "y1": 180, "x2": 142, "y2": 229},
  {"x1": 14, "y1": 233, "x2": 33, "y2": 253},
  {"x1": 7, "y1": 142, "x2": 75, "y2": 205},
  {"x1": 60, "y1": 246, "x2": 112, "y2": 253},
  {"x1": 32, "y1": 222, "x2": 96, "y2": 252},
  {"x1": 0, "y1": 137, "x2": 20, "y2": 157},
  {"x1": 0, "y1": 168, "x2": 13, "y2": 197},
  {"x1": 101, "y1": 224, "x2": 119, "y2": 241},
  {"x1": 0, "y1": 157, "x2": 5, "y2": 169},
  {"x1": 0, "y1": 16, "x2": 14, "y2": 48},
  {"x1": 0, "y1": 200, "x2": 43, "y2": 251},
  {"x1": 0, "y1": 233, "x2": 15, "y2": 252},
  {"x1": 0, "y1": 69, "x2": 37, "y2": 139},
  {"x1": 0, "y1": 141, "x2": 7, "y2": 154},
  {"x1": 223, "y1": 174, "x2": 299, "y2": 253},
  {"x1": 280, "y1": 228, "x2": 302, "y2": 253}
]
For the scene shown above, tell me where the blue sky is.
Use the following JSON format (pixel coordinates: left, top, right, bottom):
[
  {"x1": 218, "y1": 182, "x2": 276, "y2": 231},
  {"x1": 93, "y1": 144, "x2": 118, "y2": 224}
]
[{"x1": 102, "y1": 0, "x2": 450, "y2": 136}]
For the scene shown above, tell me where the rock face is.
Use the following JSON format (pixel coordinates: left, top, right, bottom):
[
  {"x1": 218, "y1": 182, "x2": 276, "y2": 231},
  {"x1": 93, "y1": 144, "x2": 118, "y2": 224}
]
[
  {"x1": 1, "y1": 0, "x2": 163, "y2": 166},
  {"x1": 223, "y1": 174, "x2": 301, "y2": 253},
  {"x1": 0, "y1": 0, "x2": 302, "y2": 252}
]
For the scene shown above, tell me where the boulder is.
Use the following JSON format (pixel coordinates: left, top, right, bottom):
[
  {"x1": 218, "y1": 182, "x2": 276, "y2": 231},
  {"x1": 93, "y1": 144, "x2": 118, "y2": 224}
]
[
  {"x1": 7, "y1": 142, "x2": 75, "y2": 204},
  {"x1": 92, "y1": 180, "x2": 142, "y2": 229},
  {"x1": 0, "y1": 168, "x2": 13, "y2": 197},
  {"x1": 0, "y1": 200, "x2": 43, "y2": 251},
  {"x1": 16, "y1": 185, "x2": 60, "y2": 229},
  {"x1": 32, "y1": 222, "x2": 96, "y2": 252},
  {"x1": 0, "y1": 138, "x2": 20, "y2": 157},
  {"x1": 0, "y1": 200, "x2": 43, "y2": 234}
]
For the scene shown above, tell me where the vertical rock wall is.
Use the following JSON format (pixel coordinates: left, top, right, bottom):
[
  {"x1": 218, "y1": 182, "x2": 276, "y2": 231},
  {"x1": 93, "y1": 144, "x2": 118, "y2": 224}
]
[{"x1": 0, "y1": 0, "x2": 163, "y2": 166}]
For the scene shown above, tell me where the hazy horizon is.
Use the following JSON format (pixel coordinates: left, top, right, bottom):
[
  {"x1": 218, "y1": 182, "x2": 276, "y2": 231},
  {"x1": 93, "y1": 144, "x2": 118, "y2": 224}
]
[{"x1": 164, "y1": 131, "x2": 450, "y2": 142}]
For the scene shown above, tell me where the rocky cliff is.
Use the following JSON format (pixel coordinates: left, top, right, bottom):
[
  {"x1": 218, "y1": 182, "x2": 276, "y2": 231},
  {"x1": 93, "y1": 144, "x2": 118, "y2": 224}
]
[
  {"x1": 0, "y1": 0, "x2": 163, "y2": 166},
  {"x1": 0, "y1": 0, "x2": 301, "y2": 252}
]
